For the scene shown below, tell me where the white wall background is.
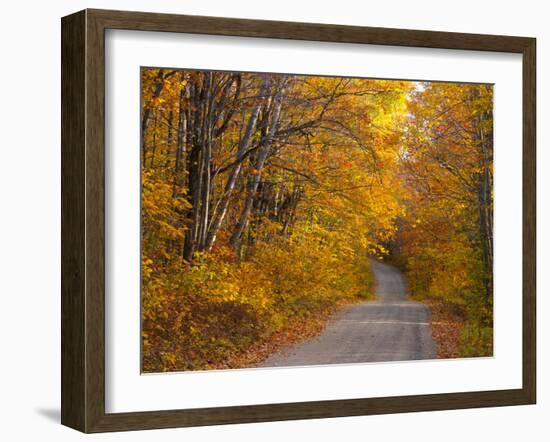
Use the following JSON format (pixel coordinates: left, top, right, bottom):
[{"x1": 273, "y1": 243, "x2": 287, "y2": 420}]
[{"x1": 0, "y1": 0, "x2": 546, "y2": 440}]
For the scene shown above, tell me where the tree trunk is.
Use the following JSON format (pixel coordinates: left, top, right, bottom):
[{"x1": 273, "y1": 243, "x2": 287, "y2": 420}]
[
  {"x1": 141, "y1": 70, "x2": 175, "y2": 164},
  {"x1": 205, "y1": 77, "x2": 272, "y2": 250},
  {"x1": 477, "y1": 108, "x2": 493, "y2": 307},
  {"x1": 173, "y1": 80, "x2": 187, "y2": 197},
  {"x1": 229, "y1": 81, "x2": 285, "y2": 247},
  {"x1": 150, "y1": 115, "x2": 157, "y2": 168},
  {"x1": 183, "y1": 81, "x2": 201, "y2": 262},
  {"x1": 197, "y1": 72, "x2": 214, "y2": 250}
]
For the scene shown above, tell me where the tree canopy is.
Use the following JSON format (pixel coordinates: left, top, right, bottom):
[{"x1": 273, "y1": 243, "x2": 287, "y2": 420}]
[{"x1": 140, "y1": 68, "x2": 493, "y2": 372}]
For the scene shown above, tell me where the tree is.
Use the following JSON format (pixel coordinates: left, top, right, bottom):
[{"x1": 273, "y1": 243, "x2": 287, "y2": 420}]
[{"x1": 140, "y1": 68, "x2": 494, "y2": 371}]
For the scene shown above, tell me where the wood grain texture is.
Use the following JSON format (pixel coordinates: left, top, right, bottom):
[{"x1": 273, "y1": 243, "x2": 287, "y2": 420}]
[
  {"x1": 61, "y1": 8, "x2": 537, "y2": 433},
  {"x1": 522, "y1": 38, "x2": 536, "y2": 403},
  {"x1": 85, "y1": 9, "x2": 107, "y2": 432},
  {"x1": 61, "y1": 10, "x2": 86, "y2": 431},
  {"x1": 90, "y1": 8, "x2": 532, "y2": 52}
]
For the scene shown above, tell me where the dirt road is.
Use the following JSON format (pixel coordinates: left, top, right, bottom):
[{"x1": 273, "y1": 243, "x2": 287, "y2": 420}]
[{"x1": 260, "y1": 260, "x2": 437, "y2": 367}]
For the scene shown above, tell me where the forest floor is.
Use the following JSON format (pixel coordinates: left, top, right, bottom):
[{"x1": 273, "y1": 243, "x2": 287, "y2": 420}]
[
  {"x1": 206, "y1": 298, "x2": 356, "y2": 370},
  {"x1": 422, "y1": 299, "x2": 465, "y2": 359}
]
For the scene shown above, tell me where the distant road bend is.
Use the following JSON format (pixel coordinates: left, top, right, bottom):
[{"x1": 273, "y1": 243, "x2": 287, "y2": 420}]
[{"x1": 260, "y1": 260, "x2": 437, "y2": 367}]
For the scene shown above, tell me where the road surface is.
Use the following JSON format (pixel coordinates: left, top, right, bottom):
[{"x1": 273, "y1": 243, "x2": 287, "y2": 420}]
[{"x1": 260, "y1": 260, "x2": 437, "y2": 367}]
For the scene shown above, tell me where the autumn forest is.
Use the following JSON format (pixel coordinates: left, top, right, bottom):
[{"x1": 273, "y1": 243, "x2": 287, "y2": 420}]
[{"x1": 141, "y1": 68, "x2": 493, "y2": 373}]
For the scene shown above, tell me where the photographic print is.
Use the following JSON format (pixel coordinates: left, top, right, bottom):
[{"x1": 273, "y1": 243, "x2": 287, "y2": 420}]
[{"x1": 140, "y1": 68, "x2": 493, "y2": 373}]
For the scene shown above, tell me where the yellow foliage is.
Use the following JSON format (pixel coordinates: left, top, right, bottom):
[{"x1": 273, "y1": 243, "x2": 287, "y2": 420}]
[{"x1": 140, "y1": 68, "x2": 494, "y2": 370}]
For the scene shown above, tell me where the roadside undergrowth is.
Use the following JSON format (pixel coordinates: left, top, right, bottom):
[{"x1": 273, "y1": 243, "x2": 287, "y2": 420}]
[
  {"x1": 142, "y1": 240, "x2": 374, "y2": 373},
  {"x1": 421, "y1": 298, "x2": 492, "y2": 359},
  {"x1": 422, "y1": 299, "x2": 465, "y2": 359}
]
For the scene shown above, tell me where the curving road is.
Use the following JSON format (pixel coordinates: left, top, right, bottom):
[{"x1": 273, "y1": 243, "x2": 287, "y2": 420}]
[{"x1": 260, "y1": 259, "x2": 437, "y2": 367}]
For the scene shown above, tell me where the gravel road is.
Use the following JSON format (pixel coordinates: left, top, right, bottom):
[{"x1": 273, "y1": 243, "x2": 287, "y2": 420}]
[{"x1": 259, "y1": 260, "x2": 437, "y2": 367}]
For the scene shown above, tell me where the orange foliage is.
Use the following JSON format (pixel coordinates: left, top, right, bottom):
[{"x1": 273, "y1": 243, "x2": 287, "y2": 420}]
[{"x1": 140, "y1": 69, "x2": 493, "y2": 371}]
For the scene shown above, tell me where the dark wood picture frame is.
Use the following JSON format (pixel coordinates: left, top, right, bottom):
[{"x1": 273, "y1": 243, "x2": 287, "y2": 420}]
[{"x1": 61, "y1": 8, "x2": 536, "y2": 433}]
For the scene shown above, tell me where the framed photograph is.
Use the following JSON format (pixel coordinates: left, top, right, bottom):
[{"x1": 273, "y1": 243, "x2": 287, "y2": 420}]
[{"x1": 61, "y1": 9, "x2": 536, "y2": 433}]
